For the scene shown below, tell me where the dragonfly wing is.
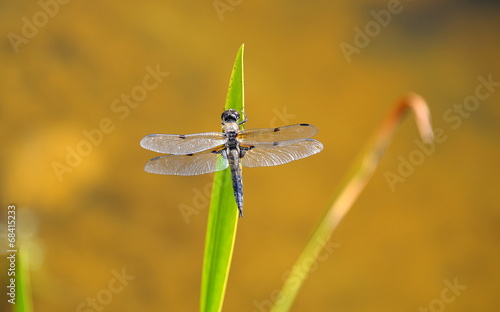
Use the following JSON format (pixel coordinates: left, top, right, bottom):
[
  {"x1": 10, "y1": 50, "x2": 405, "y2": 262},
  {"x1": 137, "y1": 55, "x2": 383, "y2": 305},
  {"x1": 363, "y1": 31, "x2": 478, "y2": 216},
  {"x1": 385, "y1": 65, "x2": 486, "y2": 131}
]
[
  {"x1": 240, "y1": 139, "x2": 323, "y2": 167},
  {"x1": 238, "y1": 124, "x2": 318, "y2": 142},
  {"x1": 144, "y1": 148, "x2": 229, "y2": 175},
  {"x1": 140, "y1": 132, "x2": 226, "y2": 154}
]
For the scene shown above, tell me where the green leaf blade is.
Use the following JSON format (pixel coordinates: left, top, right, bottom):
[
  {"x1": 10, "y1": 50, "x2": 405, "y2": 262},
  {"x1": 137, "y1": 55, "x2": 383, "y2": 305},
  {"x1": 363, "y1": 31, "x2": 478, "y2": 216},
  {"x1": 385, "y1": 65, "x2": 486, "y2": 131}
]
[
  {"x1": 14, "y1": 248, "x2": 33, "y2": 312},
  {"x1": 200, "y1": 44, "x2": 244, "y2": 312}
]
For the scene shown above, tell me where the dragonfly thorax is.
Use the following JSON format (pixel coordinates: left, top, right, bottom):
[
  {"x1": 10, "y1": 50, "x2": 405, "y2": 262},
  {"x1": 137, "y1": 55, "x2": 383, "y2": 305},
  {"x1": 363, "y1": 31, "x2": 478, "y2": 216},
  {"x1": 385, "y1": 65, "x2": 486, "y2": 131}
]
[
  {"x1": 225, "y1": 128, "x2": 239, "y2": 149},
  {"x1": 223, "y1": 122, "x2": 240, "y2": 133}
]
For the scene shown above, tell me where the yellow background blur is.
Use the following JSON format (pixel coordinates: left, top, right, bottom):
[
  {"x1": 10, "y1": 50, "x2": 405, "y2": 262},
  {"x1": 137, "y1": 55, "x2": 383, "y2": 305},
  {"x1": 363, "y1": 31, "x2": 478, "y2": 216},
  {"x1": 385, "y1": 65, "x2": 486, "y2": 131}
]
[{"x1": 1, "y1": 1, "x2": 499, "y2": 311}]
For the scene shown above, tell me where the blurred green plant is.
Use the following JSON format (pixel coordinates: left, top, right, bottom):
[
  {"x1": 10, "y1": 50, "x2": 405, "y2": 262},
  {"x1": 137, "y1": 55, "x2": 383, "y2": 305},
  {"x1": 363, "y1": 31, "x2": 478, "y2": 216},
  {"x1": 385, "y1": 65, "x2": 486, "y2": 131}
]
[
  {"x1": 14, "y1": 248, "x2": 33, "y2": 312},
  {"x1": 200, "y1": 44, "x2": 244, "y2": 312},
  {"x1": 271, "y1": 93, "x2": 434, "y2": 312}
]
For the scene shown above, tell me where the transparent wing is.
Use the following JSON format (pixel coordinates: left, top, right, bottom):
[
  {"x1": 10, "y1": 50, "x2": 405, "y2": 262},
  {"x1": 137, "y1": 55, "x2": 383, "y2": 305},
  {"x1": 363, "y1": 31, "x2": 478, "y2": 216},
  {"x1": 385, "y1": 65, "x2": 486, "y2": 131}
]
[
  {"x1": 144, "y1": 148, "x2": 228, "y2": 175},
  {"x1": 238, "y1": 124, "x2": 318, "y2": 142},
  {"x1": 140, "y1": 132, "x2": 226, "y2": 154},
  {"x1": 240, "y1": 139, "x2": 323, "y2": 167}
]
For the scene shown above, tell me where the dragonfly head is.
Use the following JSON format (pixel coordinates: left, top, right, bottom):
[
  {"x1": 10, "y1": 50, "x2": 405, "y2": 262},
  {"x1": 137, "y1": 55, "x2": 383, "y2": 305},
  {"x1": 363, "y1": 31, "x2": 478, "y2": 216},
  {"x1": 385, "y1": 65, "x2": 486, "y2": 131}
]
[{"x1": 221, "y1": 109, "x2": 240, "y2": 124}]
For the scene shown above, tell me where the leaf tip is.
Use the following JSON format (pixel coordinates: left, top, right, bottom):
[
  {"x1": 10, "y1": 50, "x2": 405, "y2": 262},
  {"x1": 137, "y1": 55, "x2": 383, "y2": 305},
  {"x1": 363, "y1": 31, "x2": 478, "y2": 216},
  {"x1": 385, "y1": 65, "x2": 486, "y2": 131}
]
[{"x1": 405, "y1": 92, "x2": 434, "y2": 143}]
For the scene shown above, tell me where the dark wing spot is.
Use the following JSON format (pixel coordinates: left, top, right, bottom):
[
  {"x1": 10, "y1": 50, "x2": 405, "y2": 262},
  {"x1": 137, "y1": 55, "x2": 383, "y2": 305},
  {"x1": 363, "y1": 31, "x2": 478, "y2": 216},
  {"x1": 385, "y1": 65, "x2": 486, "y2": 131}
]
[
  {"x1": 273, "y1": 127, "x2": 280, "y2": 132},
  {"x1": 239, "y1": 145, "x2": 254, "y2": 158},
  {"x1": 186, "y1": 153, "x2": 194, "y2": 156},
  {"x1": 300, "y1": 123, "x2": 310, "y2": 126},
  {"x1": 240, "y1": 145, "x2": 254, "y2": 151},
  {"x1": 273, "y1": 142, "x2": 279, "y2": 146},
  {"x1": 211, "y1": 145, "x2": 226, "y2": 154},
  {"x1": 179, "y1": 135, "x2": 186, "y2": 139}
]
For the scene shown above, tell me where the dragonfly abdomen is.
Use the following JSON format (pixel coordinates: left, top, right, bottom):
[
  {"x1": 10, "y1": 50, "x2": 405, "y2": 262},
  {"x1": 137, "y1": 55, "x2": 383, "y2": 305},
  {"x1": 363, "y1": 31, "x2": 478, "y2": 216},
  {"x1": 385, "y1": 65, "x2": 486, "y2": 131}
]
[{"x1": 228, "y1": 148, "x2": 244, "y2": 217}]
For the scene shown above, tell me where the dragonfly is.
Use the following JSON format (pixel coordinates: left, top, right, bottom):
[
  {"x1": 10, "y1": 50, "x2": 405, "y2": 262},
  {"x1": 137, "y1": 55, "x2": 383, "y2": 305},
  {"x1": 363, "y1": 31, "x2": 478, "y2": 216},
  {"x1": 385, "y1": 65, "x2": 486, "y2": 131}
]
[{"x1": 140, "y1": 109, "x2": 323, "y2": 217}]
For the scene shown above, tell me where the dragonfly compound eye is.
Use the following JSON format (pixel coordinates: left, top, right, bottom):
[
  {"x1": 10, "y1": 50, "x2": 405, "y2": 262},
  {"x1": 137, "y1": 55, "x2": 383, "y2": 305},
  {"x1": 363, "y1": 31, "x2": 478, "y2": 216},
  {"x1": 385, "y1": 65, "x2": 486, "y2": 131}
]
[{"x1": 221, "y1": 109, "x2": 240, "y2": 123}]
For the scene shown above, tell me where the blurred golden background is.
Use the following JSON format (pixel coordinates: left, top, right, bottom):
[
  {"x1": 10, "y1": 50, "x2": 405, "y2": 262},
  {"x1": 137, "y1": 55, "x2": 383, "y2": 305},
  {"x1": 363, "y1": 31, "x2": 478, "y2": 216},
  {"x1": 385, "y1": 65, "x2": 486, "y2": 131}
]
[{"x1": 1, "y1": 1, "x2": 499, "y2": 311}]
